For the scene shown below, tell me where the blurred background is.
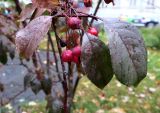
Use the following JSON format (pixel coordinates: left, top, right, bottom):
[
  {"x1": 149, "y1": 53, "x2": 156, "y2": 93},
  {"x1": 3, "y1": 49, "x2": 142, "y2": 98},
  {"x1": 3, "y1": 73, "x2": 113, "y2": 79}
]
[{"x1": 0, "y1": 0, "x2": 160, "y2": 113}]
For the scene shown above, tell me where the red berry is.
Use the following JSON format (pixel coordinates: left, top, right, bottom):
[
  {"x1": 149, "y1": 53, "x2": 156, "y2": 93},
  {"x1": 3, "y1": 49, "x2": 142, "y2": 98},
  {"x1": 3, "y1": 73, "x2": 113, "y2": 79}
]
[
  {"x1": 84, "y1": 0, "x2": 92, "y2": 7},
  {"x1": 88, "y1": 27, "x2": 99, "y2": 36},
  {"x1": 67, "y1": 17, "x2": 81, "y2": 30},
  {"x1": 104, "y1": 0, "x2": 114, "y2": 5},
  {"x1": 72, "y1": 56, "x2": 79, "y2": 64},
  {"x1": 72, "y1": 46, "x2": 81, "y2": 57},
  {"x1": 61, "y1": 50, "x2": 73, "y2": 62}
]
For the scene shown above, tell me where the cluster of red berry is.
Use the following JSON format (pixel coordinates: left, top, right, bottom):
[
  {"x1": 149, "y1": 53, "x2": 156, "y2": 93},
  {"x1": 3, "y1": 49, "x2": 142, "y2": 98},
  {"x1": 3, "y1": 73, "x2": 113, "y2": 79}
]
[
  {"x1": 61, "y1": 46, "x2": 81, "y2": 64},
  {"x1": 61, "y1": 17, "x2": 99, "y2": 64},
  {"x1": 61, "y1": 20, "x2": 98, "y2": 63},
  {"x1": 61, "y1": 0, "x2": 113, "y2": 63}
]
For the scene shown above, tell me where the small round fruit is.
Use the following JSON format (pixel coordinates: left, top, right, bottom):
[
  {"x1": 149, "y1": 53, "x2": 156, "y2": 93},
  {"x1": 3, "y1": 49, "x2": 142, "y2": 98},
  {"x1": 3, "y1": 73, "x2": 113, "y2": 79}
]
[
  {"x1": 61, "y1": 50, "x2": 73, "y2": 62},
  {"x1": 67, "y1": 17, "x2": 81, "y2": 30},
  {"x1": 72, "y1": 46, "x2": 81, "y2": 57},
  {"x1": 88, "y1": 27, "x2": 99, "y2": 36},
  {"x1": 72, "y1": 56, "x2": 79, "y2": 64},
  {"x1": 104, "y1": 0, "x2": 114, "y2": 5},
  {"x1": 84, "y1": 0, "x2": 92, "y2": 7}
]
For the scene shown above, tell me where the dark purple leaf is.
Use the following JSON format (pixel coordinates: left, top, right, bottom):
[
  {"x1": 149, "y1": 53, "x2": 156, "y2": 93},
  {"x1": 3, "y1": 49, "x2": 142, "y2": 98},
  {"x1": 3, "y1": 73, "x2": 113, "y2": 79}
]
[
  {"x1": 32, "y1": 0, "x2": 59, "y2": 9},
  {"x1": 104, "y1": 20, "x2": 147, "y2": 86},
  {"x1": 81, "y1": 33, "x2": 113, "y2": 89}
]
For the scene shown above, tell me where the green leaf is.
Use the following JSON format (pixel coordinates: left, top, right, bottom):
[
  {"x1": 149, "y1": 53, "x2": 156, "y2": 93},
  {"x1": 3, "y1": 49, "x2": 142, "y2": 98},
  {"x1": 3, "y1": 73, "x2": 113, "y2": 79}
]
[
  {"x1": 104, "y1": 20, "x2": 147, "y2": 86},
  {"x1": 81, "y1": 33, "x2": 113, "y2": 89}
]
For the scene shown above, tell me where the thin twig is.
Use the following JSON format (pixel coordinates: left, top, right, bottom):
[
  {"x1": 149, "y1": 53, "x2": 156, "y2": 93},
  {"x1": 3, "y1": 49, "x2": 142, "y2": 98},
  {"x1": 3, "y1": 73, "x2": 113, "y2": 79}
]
[
  {"x1": 47, "y1": 37, "x2": 50, "y2": 75},
  {"x1": 47, "y1": 32, "x2": 62, "y2": 81},
  {"x1": 13, "y1": 0, "x2": 22, "y2": 14},
  {"x1": 52, "y1": 21, "x2": 68, "y2": 113},
  {"x1": 89, "y1": 0, "x2": 102, "y2": 26},
  {"x1": 1, "y1": 89, "x2": 25, "y2": 106}
]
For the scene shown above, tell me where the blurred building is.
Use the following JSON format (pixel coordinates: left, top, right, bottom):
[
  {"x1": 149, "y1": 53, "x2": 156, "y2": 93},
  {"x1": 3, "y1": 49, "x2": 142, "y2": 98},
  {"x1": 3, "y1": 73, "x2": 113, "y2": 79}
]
[{"x1": 112, "y1": 0, "x2": 160, "y2": 9}]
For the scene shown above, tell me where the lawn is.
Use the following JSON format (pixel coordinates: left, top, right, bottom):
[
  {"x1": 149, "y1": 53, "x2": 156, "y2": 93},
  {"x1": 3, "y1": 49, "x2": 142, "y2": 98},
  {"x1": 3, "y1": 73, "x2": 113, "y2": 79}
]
[{"x1": 1, "y1": 28, "x2": 160, "y2": 113}]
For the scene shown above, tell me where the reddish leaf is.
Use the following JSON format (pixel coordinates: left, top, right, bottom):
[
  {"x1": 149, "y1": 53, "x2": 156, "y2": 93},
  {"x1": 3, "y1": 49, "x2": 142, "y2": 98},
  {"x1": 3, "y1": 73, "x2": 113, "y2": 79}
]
[
  {"x1": 20, "y1": 4, "x2": 47, "y2": 21},
  {"x1": 32, "y1": 0, "x2": 59, "y2": 9},
  {"x1": 35, "y1": 8, "x2": 47, "y2": 17},
  {"x1": 20, "y1": 3, "x2": 36, "y2": 21},
  {"x1": 15, "y1": 16, "x2": 52, "y2": 58}
]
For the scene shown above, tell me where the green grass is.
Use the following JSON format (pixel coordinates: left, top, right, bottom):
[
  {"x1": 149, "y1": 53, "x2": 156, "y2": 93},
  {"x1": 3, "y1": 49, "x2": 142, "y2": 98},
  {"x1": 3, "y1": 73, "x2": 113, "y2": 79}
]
[{"x1": 140, "y1": 27, "x2": 160, "y2": 49}]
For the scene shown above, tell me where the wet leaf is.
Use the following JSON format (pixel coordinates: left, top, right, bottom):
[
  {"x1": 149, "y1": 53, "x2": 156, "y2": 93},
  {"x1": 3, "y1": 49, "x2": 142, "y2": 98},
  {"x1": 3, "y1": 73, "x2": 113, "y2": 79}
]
[
  {"x1": 81, "y1": 33, "x2": 113, "y2": 89},
  {"x1": 104, "y1": 20, "x2": 147, "y2": 86},
  {"x1": 35, "y1": 8, "x2": 47, "y2": 17},
  {"x1": 20, "y1": 3, "x2": 36, "y2": 21},
  {"x1": 32, "y1": 0, "x2": 59, "y2": 9},
  {"x1": 105, "y1": 20, "x2": 140, "y2": 35},
  {"x1": 15, "y1": 16, "x2": 52, "y2": 59}
]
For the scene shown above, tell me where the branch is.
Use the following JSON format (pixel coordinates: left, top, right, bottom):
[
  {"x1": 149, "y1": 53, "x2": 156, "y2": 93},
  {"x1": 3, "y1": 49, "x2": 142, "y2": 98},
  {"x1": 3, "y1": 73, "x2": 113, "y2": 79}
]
[
  {"x1": 47, "y1": 32, "x2": 62, "y2": 81},
  {"x1": 0, "y1": 89, "x2": 25, "y2": 106},
  {"x1": 46, "y1": 37, "x2": 50, "y2": 74},
  {"x1": 13, "y1": 0, "x2": 22, "y2": 14},
  {"x1": 89, "y1": 0, "x2": 102, "y2": 26}
]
